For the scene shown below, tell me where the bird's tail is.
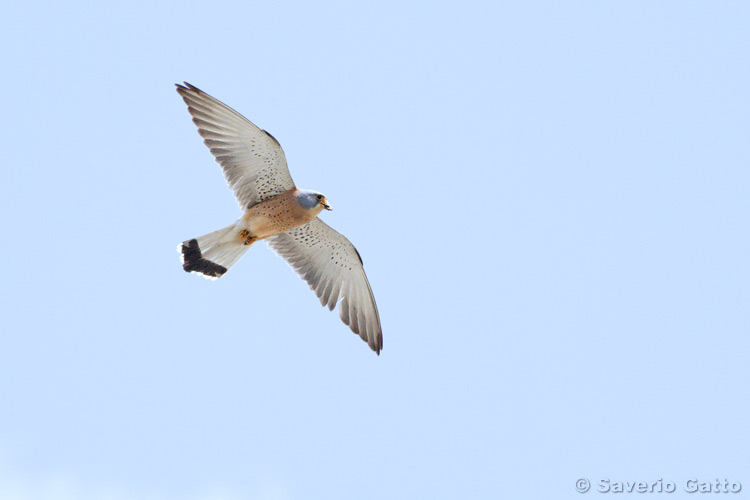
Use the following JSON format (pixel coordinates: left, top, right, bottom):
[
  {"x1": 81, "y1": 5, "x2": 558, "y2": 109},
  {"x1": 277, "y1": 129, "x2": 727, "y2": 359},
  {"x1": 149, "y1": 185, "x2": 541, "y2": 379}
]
[{"x1": 178, "y1": 222, "x2": 252, "y2": 280}]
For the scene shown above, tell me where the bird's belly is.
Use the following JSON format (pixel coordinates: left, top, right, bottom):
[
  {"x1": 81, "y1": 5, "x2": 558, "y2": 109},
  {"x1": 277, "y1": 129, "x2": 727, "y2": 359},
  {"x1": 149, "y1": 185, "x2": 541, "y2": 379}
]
[{"x1": 242, "y1": 203, "x2": 312, "y2": 239}]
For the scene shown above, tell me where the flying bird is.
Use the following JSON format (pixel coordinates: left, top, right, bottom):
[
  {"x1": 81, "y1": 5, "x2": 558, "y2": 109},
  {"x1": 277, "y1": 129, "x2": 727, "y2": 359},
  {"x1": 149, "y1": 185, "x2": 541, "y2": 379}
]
[{"x1": 175, "y1": 83, "x2": 382, "y2": 354}]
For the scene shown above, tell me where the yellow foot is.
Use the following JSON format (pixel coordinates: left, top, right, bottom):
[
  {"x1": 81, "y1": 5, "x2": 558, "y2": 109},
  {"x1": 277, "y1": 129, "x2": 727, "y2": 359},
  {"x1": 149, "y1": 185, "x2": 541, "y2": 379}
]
[{"x1": 238, "y1": 230, "x2": 256, "y2": 246}]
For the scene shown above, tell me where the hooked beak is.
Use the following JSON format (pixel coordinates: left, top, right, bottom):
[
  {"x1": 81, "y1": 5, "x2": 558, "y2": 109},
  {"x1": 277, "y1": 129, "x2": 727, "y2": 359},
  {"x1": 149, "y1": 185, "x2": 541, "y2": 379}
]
[{"x1": 320, "y1": 198, "x2": 332, "y2": 211}]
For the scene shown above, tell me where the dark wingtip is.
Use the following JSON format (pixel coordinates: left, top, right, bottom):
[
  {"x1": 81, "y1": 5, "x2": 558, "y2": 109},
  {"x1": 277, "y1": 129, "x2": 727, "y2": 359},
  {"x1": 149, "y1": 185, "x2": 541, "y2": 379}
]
[
  {"x1": 175, "y1": 82, "x2": 203, "y2": 94},
  {"x1": 263, "y1": 129, "x2": 281, "y2": 147},
  {"x1": 353, "y1": 246, "x2": 363, "y2": 265},
  {"x1": 371, "y1": 334, "x2": 382, "y2": 355},
  {"x1": 181, "y1": 239, "x2": 227, "y2": 278}
]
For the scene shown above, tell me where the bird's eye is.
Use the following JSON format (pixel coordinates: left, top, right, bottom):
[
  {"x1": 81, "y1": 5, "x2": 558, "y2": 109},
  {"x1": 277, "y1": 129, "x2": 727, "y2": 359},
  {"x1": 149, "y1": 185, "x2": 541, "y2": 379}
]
[{"x1": 316, "y1": 195, "x2": 323, "y2": 200}]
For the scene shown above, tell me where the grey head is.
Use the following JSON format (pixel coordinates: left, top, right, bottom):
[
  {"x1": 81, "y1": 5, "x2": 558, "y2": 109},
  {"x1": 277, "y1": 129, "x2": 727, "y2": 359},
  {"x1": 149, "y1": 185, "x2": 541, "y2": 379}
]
[{"x1": 298, "y1": 189, "x2": 332, "y2": 211}]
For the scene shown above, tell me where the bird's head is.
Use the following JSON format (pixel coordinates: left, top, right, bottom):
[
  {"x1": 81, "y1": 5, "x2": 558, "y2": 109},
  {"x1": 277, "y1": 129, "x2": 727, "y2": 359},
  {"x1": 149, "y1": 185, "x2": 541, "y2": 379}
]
[{"x1": 298, "y1": 190, "x2": 332, "y2": 212}]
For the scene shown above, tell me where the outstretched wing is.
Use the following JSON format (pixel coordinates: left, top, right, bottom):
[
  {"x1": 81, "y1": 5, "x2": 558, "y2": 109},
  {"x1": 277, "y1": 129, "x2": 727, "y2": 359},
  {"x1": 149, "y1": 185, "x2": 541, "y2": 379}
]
[
  {"x1": 176, "y1": 83, "x2": 295, "y2": 208},
  {"x1": 267, "y1": 218, "x2": 383, "y2": 354}
]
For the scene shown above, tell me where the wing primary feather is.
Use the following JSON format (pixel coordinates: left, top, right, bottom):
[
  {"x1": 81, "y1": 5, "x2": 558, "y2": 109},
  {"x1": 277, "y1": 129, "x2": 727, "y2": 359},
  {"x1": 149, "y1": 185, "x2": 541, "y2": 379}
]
[{"x1": 339, "y1": 294, "x2": 351, "y2": 325}]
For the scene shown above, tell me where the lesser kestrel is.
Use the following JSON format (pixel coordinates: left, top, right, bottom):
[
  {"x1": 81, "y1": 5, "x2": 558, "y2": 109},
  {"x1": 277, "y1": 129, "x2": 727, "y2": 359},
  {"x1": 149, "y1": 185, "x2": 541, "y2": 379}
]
[{"x1": 176, "y1": 83, "x2": 382, "y2": 354}]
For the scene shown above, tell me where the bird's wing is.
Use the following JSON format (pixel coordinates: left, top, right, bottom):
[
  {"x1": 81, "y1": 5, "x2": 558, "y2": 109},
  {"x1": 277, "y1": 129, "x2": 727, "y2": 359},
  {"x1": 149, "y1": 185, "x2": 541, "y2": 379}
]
[
  {"x1": 176, "y1": 83, "x2": 295, "y2": 208},
  {"x1": 267, "y1": 218, "x2": 382, "y2": 354}
]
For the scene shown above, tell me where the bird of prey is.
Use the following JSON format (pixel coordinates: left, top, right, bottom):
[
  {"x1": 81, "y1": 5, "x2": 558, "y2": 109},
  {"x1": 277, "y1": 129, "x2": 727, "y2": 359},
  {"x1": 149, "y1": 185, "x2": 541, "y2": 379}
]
[{"x1": 175, "y1": 83, "x2": 382, "y2": 354}]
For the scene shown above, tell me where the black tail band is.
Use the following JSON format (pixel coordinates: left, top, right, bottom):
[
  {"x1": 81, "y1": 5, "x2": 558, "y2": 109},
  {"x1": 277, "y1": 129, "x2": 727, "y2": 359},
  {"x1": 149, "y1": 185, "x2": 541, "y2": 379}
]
[{"x1": 181, "y1": 239, "x2": 227, "y2": 278}]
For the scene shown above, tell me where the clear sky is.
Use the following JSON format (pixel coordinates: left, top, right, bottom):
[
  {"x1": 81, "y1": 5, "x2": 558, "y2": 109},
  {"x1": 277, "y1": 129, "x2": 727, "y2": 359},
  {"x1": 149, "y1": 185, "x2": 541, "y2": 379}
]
[{"x1": 1, "y1": 1, "x2": 749, "y2": 499}]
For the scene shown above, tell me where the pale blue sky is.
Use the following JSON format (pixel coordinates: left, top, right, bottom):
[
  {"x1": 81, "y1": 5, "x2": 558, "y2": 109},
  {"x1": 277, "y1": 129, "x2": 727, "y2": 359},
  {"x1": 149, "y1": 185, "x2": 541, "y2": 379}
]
[{"x1": 1, "y1": 1, "x2": 749, "y2": 499}]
